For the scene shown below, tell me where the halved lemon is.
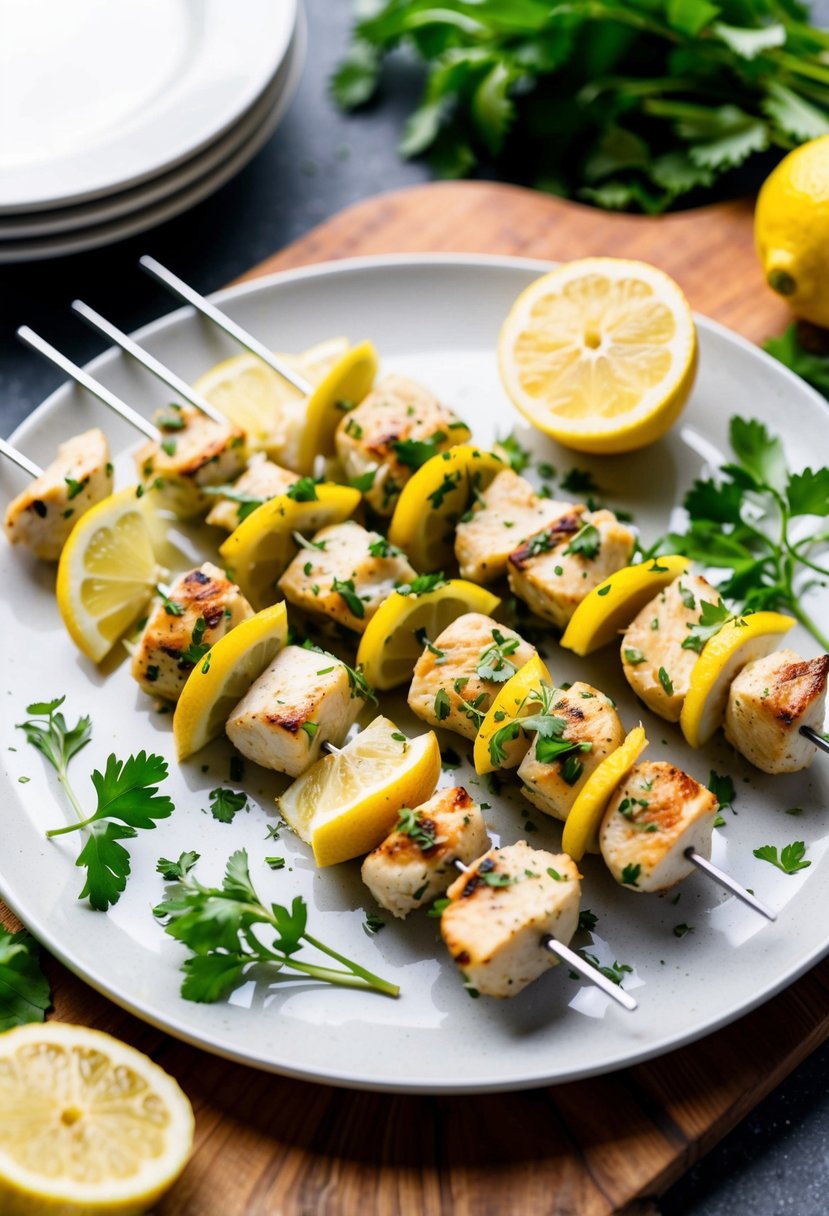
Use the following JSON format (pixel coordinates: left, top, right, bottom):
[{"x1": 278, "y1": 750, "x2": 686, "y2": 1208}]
[
  {"x1": 218, "y1": 483, "x2": 361, "y2": 610},
  {"x1": 277, "y1": 716, "x2": 441, "y2": 866},
  {"x1": 193, "y1": 337, "x2": 351, "y2": 461},
  {"x1": 295, "y1": 340, "x2": 379, "y2": 474},
  {"x1": 56, "y1": 486, "x2": 161, "y2": 663},
  {"x1": 356, "y1": 578, "x2": 501, "y2": 691},
  {"x1": 473, "y1": 654, "x2": 554, "y2": 774},
  {"x1": 173, "y1": 601, "x2": 289, "y2": 760},
  {"x1": 388, "y1": 444, "x2": 506, "y2": 571},
  {"x1": 498, "y1": 258, "x2": 698, "y2": 454},
  {"x1": 562, "y1": 727, "x2": 648, "y2": 860},
  {"x1": 680, "y1": 611, "x2": 794, "y2": 748},
  {"x1": 0, "y1": 1022, "x2": 194, "y2": 1216},
  {"x1": 561, "y1": 555, "x2": 692, "y2": 655}
]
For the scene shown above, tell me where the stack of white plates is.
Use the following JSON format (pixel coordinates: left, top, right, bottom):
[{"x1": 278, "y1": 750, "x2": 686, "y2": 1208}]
[{"x1": 0, "y1": 0, "x2": 304, "y2": 263}]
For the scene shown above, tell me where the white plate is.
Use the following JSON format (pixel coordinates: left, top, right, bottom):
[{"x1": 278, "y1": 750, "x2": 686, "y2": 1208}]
[
  {"x1": 0, "y1": 13, "x2": 305, "y2": 264},
  {"x1": 1, "y1": 256, "x2": 827, "y2": 1094},
  {"x1": 0, "y1": 0, "x2": 296, "y2": 213}
]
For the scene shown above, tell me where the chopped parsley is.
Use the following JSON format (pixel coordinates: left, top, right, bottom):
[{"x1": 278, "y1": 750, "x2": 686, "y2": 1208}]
[
  {"x1": 331, "y1": 577, "x2": 365, "y2": 619},
  {"x1": 753, "y1": 841, "x2": 811, "y2": 874},
  {"x1": 286, "y1": 477, "x2": 319, "y2": 503},
  {"x1": 564, "y1": 522, "x2": 601, "y2": 559},
  {"x1": 396, "y1": 807, "x2": 438, "y2": 850}
]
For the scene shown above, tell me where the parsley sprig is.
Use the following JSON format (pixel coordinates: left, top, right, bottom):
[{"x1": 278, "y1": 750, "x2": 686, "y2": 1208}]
[
  {"x1": 0, "y1": 929, "x2": 52, "y2": 1031},
  {"x1": 18, "y1": 698, "x2": 174, "y2": 911},
  {"x1": 652, "y1": 416, "x2": 829, "y2": 649},
  {"x1": 154, "y1": 850, "x2": 399, "y2": 1000},
  {"x1": 753, "y1": 840, "x2": 811, "y2": 874}
]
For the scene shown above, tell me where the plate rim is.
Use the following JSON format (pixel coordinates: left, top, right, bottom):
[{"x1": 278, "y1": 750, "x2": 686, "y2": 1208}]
[{"x1": 3, "y1": 252, "x2": 828, "y2": 1093}]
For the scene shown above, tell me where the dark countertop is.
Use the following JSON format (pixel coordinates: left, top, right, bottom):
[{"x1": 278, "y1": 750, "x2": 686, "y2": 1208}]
[{"x1": 1, "y1": 2, "x2": 827, "y2": 1212}]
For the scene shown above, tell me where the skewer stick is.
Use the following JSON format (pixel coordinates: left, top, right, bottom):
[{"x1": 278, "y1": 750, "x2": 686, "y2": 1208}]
[
  {"x1": 17, "y1": 326, "x2": 159, "y2": 441},
  {"x1": 684, "y1": 848, "x2": 776, "y2": 921},
  {"x1": 0, "y1": 438, "x2": 42, "y2": 479},
  {"x1": 139, "y1": 256, "x2": 314, "y2": 396},
  {"x1": 71, "y1": 300, "x2": 229, "y2": 428},
  {"x1": 451, "y1": 860, "x2": 637, "y2": 1011},
  {"x1": 800, "y1": 724, "x2": 829, "y2": 755}
]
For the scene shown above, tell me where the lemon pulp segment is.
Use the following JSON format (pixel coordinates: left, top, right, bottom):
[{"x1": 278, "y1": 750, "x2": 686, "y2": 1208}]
[
  {"x1": 356, "y1": 579, "x2": 501, "y2": 690},
  {"x1": 473, "y1": 654, "x2": 554, "y2": 774},
  {"x1": 561, "y1": 555, "x2": 692, "y2": 655},
  {"x1": 562, "y1": 727, "x2": 648, "y2": 860},
  {"x1": 680, "y1": 611, "x2": 795, "y2": 748}
]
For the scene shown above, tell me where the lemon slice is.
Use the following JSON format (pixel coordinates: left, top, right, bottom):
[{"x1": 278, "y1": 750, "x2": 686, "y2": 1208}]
[
  {"x1": 193, "y1": 338, "x2": 350, "y2": 459},
  {"x1": 680, "y1": 611, "x2": 794, "y2": 748},
  {"x1": 562, "y1": 727, "x2": 648, "y2": 860},
  {"x1": 278, "y1": 716, "x2": 441, "y2": 866},
  {"x1": 173, "y1": 602, "x2": 289, "y2": 760},
  {"x1": 218, "y1": 483, "x2": 361, "y2": 610},
  {"x1": 498, "y1": 258, "x2": 698, "y2": 454},
  {"x1": 561, "y1": 555, "x2": 692, "y2": 656},
  {"x1": 56, "y1": 486, "x2": 161, "y2": 663},
  {"x1": 0, "y1": 1022, "x2": 194, "y2": 1216},
  {"x1": 388, "y1": 444, "x2": 506, "y2": 571},
  {"x1": 356, "y1": 578, "x2": 501, "y2": 691},
  {"x1": 473, "y1": 654, "x2": 554, "y2": 774},
  {"x1": 295, "y1": 340, "x2": 379, "y2": 474}
]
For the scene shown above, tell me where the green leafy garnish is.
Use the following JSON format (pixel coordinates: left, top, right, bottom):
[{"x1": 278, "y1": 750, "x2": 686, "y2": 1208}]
[
  {"x1": 681, "y1": 598, "x2": 742, "y2": 653},
  {"x1": 180, "y1": 617, "x2": 211, "y2": 666},
  {"x1": 155, "y1": 584, "x2": 185, "y2": 617},
  {"x1": 396, "y1": 807, "x2": 438, "y2": 850},
  {"x1": 495, "y1": 431, "x2": 530, "y2": 473},
  {"x1": 392, "y1": 432, "x2": 447, "y2": 469},
  {"x1": 476, "y1": 628, "x2": 521, "y2": 682},
  {"x1": 203, "y1": 485, "x2": 264, "y2": 523},
  {"x1": 154, "y1": 849, "x2": 398, "y2": 1000},
  {"x1": 621, "y1": 863, "x2": 641, "y2": 887},
  {"x1": 0, "y1": 929, "x2": 52, "y2": 1030},
  {"x1": 286, "y1": 477, "x2": 319, "y2": 503},
  {"x1": 396, "y1": 572, "x2": 448, "y2": 596},
  {"x1": 753, "y1": 841, "x2": 811, "y2": 874},
  {"x1": 207, "y1": 788, "x2": 248, "y2": 824},
  {"x1": 564, "y1": 523, "x2": 601, "y2": 559},
  {"x1": 434, "y1": 688, "x2": 451, "y2": 722},
  {"x1": 334, "y1": 3, "x2": 829, "y2": 214},
  {"x1": 581, "y1": 953, "x2": 633, "y2": 986},
  {"x1": 331, "y1": 577, "x2": 366, "y2": 619}
]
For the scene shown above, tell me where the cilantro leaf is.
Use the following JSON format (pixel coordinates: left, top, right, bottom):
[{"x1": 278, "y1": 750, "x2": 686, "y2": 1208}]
[{"x1": 0, "y1": 929, "x2": 52, "y2": 1030}]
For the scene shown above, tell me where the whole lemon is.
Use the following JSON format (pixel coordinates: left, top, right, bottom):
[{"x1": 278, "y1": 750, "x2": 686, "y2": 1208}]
[{"x1": 755, "y1": 134, "x2": 829, "y2": 328}]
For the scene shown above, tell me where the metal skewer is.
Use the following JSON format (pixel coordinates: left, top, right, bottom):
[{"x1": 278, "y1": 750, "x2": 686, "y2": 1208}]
[
  {"x1": 139, "y1": 255, "x2": 314, "y2": 396},
  {"x1": 71, "y1": 300, "x2": 229, "y2": 428},
  {"x1": 17, "y1": 326, "x2": 160, "y2": 441},
  {"x1": 684, "y1": 848, "x2": 776, "y2": 920},
  {"x1": 0, "y1": 438, "x2": 42, "y2": 479},
  {"x1": 451, "y1": 860, "x2": 637, "y2": 1011},
  {"x1": 800, "y1": 724, "x2": 829, "y2": 755}
]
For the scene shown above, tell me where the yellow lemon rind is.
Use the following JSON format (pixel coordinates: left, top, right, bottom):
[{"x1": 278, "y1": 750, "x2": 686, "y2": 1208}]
[
  {"x1": 560, "y1": 555, "x2": 692, "y2": 656},
  {"x1": 473, "y1": 654, "x2": 554, "y2": 775},
  {"x1": 296, "y1": 340, "x2": 379, "y2": 474},
  {"x1": 562, "y1": 727, "x2": 648, "y2": 861}
]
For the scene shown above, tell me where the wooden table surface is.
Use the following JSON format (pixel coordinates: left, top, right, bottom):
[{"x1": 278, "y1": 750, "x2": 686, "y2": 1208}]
[{"x1": 3, "y1": 181, "x2": 827, "y2": 1216}]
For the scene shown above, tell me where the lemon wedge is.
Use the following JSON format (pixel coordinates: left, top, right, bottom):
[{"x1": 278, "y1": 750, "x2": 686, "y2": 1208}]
[
  {"x1": 218, "y1": 483, "x2": 361, "y2": 610},
  {"x1": 561, "y1": 555, "x2": 692, "y2": 655},
  {"x1": 356, "y1": 578, "x2": 501, "y2": 691},
  {"x1": 56, "y1": 486, "x2": 161, "y2": 663},
  {"x1": 388, "y1": 444, "x2": 506, "y2": 571},
  {"x1": 473, "y1": 654, "x2": 554, "y2": 774},
  {"x1": 193, "y1": 337, "x2": 351, "y2": 461},
  {"x1": 277, "y1": 716, "x2": 441, "y2": 866},
  {"x1": 498, "y1": 258, "x2": 698, "y2": 454},
  {"x1": 0, "y1": 1022, "x2": 194, "y2": 1216},
  {"x1": 562, "y1": 727, "x2": 648, "y2": 860},
  {"x1": 680, "y1": 611, "x2": 794, "y2": 748},
  {"x1": 173, "y1": 601, "x2": 289, "y2": 760},
  {"x1": 295, "y1": 340, "x2": 379, "y2": 474}
]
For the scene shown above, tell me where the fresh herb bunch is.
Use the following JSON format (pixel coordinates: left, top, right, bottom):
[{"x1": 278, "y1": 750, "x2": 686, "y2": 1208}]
[
  {"x1": 333, "y1": 0, "x2": 829, "y2": 212},
  {"x1": 649, "y1": 416, "x2": 829, "y2": 649},
  {"x1": 154, "y1": 850, "x2": 399, "y2": 1000},
  {"x1": 18, "y1": 698, "x2": 174, "y2": 911}
]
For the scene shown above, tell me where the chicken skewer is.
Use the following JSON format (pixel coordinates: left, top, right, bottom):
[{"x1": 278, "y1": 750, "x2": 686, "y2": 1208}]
[
  {"x1": 70, "y1": 299, "x2": 229, "y2": 427},
  {"x1": 139, "y1": 255, "x2": 313, "y2": 397}
]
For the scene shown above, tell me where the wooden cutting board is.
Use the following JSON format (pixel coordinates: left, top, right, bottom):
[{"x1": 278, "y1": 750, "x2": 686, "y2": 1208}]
[{"x1": 3, "y1": 181, "x2": 827, "y2": 1216}]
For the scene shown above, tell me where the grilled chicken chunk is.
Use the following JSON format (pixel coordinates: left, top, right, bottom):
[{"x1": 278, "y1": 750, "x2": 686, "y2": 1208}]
[
  {"x1": 361, "y1": 787, "x2": 490, "y2": 919},
  {"x1": 205, "y1": 453, "x2": 298, "y2": 531},
  {"x1": 334, "y1": 374, "x2": 471, "y2": 516},
  {"x1": 508, "y1": 508, "x2": 636, "y2": 631},
  {"x1": 278, "y1": 520, "x2": 417, "y2": 635},
  {"x1": 3, "y1": 428, "x2": 112, "y2": 561},
  {"x1": 134, "y1": 404, "x2": 246, "y2": 519},
  {"x1": 454, "y1": 468, "x2": 576, "y2": 584},
  {"x1": 517, "y1": 683, "x2": 625, "y2": 822},
  {"x1": 131, "y1": 562, "x2": 253, "y2": 701},
  {"x1": 621, "y1": 573, "x2": 721, "y2": 722},
  {"x1": 440, "y1": 842, "x2": 581, "y2": 998},
  {"x1": 408, "y1": 612, "x2": 536, "y2": 740},
  {"x1": 226, "y1": 644, "x2": 364, "y2": 776},
  {"x1": 600, "y1": 761, "x2": 717, "y2": 893},
  {"x1": 725, "y1": 648, "x2": 829, "y2": 773}
]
